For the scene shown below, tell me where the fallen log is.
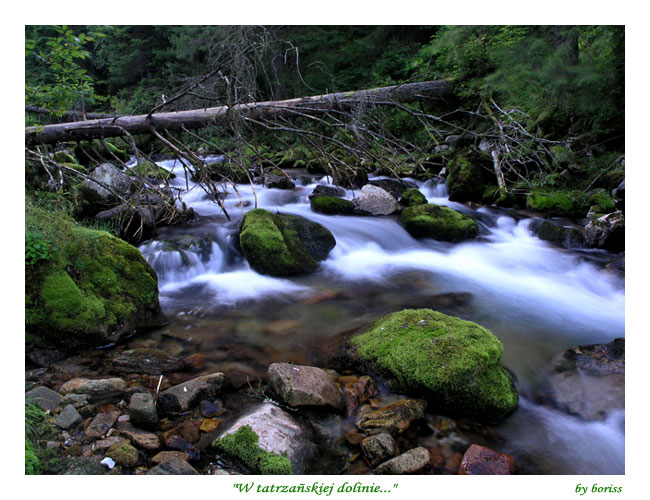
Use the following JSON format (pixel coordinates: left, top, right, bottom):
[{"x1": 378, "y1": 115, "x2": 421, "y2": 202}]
[{"x1": 25, "y1": 80, "x2": 452, "y2": 146}]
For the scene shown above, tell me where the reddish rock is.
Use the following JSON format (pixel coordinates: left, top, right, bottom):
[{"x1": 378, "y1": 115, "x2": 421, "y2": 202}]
[
  {"x1": 268, "y1": 363, "x2": 345, "y2": 411},
  {"x1": 117, "y1": 421, "x2": 161, "y2": 451},
  {"x1": 458, "y1": 444, "x2": 516, "y2": 475},
  {"x1": 151, "y1": 451, "x2": 190, "y2": 464},
  {"x1": 84, "y1": 410, "x2": 120, "y2": 439},
  {"x1": 343, "y1": 375, "x2": 378, "y2": 417}
]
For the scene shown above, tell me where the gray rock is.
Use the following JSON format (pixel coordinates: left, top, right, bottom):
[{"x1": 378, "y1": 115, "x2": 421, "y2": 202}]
[
  {"x1": 217, "y1": 402, "x2": 316, "y2": 474},
  {"x1": 354, "y1": 184, "x2": 400, "y2": 215},
  {"x1": 375, "y1": 447, "x2": 430, "y2": 474},
  {"x1": 26, "y1": 386, "x2": 62, "y2": 412},
  {"x1": 529, "y1": 220, "x2": 585, "y2": 249},
  {"x1": 368, "y1": 179, "x2": 416, "y2": 199},
  {"x1": 79, "y1": 162, "x2": 133, "y2": 202},
  {"x1": 264, "y1": 170, "x2": 295, "y2": 189},
  {"x1": 360, "y1": 433, "x2": 398, "y2": 465},
  {"x1": 268, "y1": 363, "x2": 345, "y2": 411},
  {"x1": 158, "y1": 372, "x2": 224, "y2": 414},
  {"x1": 61, "y1": 393, "x2": 91, "y2": 408},
  {"x1": 55, "y1": 404, "x2": 83, "y2": 429},
  {"x1": 147, "y1": 457, "x2": 199, "y2": 475},
  {"x1": 127, "y1": 392, "x2": 158, "y2": 429},
  {"x1": 62, "y1": 456, "x2": 107, "y2": 475},
  {"x1": 117, "y1": 421, "x2": 161, "y2": 451},
  {"x1": 59, "y1": 378, "x2": 126, "y2": 402}
]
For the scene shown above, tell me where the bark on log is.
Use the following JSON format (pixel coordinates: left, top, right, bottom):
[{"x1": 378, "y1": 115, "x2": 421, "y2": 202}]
[{"x1": 26, "y1": 80, "x2": 452, "y2": 146}]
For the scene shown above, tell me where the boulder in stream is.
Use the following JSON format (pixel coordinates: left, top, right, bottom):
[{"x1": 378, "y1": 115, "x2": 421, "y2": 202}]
[
  {"x1": 529, "y1": 219, "x2": 586, "y2": 249},
  {"x1": 399, "y1": 204, "x2": 478, "y2": 242},
  {"x1": 540, "y1": 338, "x2": 624, "y2": 421},
  {"x1": 585, "y1": 211, "x2": 625, "y2": 252},
  {"x1": 342, "y1": 309, "x2": 518, "y2": 421},
  {"x1": 213, "y1": 402, "x2": 316, "y2": 474},
  {"x1": 353, "y1": 184, "x2": 401, "y2": 215},
  {"x1": 310, "y1": 195, "x2": 355, "y2": 215},
  {"x1": 239, "y1": 209, "x2": 336, "y2": 276},
  {"x1": 268, "y1": 363, "x2": 345, "y2": 411},
  {"x1": 458, "y1": 444, "x2": 516, "y2": 475}
]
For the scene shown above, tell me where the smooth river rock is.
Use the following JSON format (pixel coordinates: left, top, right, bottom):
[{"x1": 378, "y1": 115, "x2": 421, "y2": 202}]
[
  {"x1": 458, "y1": 444, "x2": 516, "y2": 475},
  {"x1": 357, "y1": 399, "x2": 427, "y2": 436},
  {"x1": 59, "y1": 378, "x2": 126, "y2": 401},
  {"x1": 216, "y1": 402, "x2": 316, "y2": 474},
  {"x1": 354, "y1": 184, "x2": 401, "y2": 215},
  {"x1": 158, "y1": 372, "x2": 224, "y2": 414},
  {"x1": 375, "y1": 447, "x2": 430, "y2": 474},
  {"x1": 268, "y1": 363, "x2": 345, "y2": 411},
  {"x1": 26, "y1": 385, "x2": 62, "y2": 412}
]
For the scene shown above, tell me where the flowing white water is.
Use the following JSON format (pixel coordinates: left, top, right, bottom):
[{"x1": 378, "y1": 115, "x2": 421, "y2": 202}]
[{"x1": 138, "y1": 157, "x2": 625, "y2": 474}]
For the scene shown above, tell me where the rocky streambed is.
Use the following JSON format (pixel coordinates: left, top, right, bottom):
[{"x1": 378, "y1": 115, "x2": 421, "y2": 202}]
[{"x1": 25, "y1": 159, "x2": 625, "y2": 475}]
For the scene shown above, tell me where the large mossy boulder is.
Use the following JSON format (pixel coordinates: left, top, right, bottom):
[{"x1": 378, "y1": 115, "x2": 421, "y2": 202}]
[
  {"x1": 310, "y1": 195, "x2": 354, "y2": 215},
  {"x1": 26, "y1": 206, "x2": 163, "y2": 360},
  {"x1": 344, "y1": 309, "x2": 518, "y2": 421},
  {"x1": 399, "y1": 204, "x2": 478, "y2": 242},
  {"x1": 525, "y1": 190, "x2": 590, "y2": 218},
  {"x1": 446, "y1": 152, "x2": 495, "y2": 202},
  {"x1": 239, "y1": 209, "x2": 335, "y2": 276}
]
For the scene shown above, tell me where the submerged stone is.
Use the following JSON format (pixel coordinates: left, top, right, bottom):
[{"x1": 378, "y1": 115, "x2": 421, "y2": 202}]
[
  {"x1": 346, "y1": 309, "x2": 518, "y2": 421},
  {"x1": 239, "y1": 209, "x2": 335, "y2": 276},
  {"x1": 399, "y1": 204, "x2": 478, "y2": 242},
  {"x1": 458, "y1": 444, "x2": 516, "y2": 475}
]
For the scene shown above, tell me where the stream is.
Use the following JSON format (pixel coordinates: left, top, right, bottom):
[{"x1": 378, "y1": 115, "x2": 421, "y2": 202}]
[{"x1": 134, "y1": 157, "x2": 625, "y2": 475}]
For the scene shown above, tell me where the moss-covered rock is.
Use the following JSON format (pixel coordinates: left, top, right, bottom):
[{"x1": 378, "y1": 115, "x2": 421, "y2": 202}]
[
  {"x1": 106, "y1": 441, "x2": 139, "y2": 468},
  {"x1": 310, "y1": 195, "x2": 355, "y2": 215},
  {"x1": 346, "y1": 309, "x2": 518, "y2": 421},
  {"x1": 399, "y1": 188, "x2": 428, "y2": 207},
  {"x1": 447, "y1": 152, "x2": 496, "y2": 202},
  {"x1": 214, "y1": 425, "x2": 293, "y2": 474},
  {"x1": 399, "y1": 204, "x2": 478, "y2": 242},
  {"x1": 25, "y1": 205, "x2": 163, "y2": 356},
  {"x1": 126, "y1": 161, "x2": 175, "y2": 181},
  {"x1": 526, "y1": 190, "x2": 590, "y2": 218},
  {"x1": 239, "y1": 209, "x2": 335, "y2": 276},
  {"x1": 588, "y1": 189, "x2": 615, "y2": 215}
]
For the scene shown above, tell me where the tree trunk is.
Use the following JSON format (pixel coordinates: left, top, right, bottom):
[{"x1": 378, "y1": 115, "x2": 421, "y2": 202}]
[{"x1": 26, "y1": 80, "x2": 452, "y2": 146}]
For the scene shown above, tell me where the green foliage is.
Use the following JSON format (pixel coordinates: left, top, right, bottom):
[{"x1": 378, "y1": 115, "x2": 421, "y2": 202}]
[
  {"x1": 25, "y1": 439, "x2": 40, "y2": 475},
  {"x1": 25, "y1": 230, "x2": 54, "y2": 266},
  {"x1": 350, "y1": 309, "x2": 518, "y2": 420},
  {"x1": 399, "y1": 188, "x2": 428, "y2": 207},
  {"x1": 25, "y1": 25, "x2": 106, "y2": 116},
  {"x1": 25, "y1": 400, "x2": 60, "y2": 475},
  {"x1": 214, "y1": 425, "x2": 292, "y2": 474}
]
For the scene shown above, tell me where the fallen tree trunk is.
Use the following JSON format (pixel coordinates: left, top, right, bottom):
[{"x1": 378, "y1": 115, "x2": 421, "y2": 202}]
[
  {"x1": 25, "y1": 80, "x2": 452, "y2": 146},
  {"x1": 25, "y1": 106, "x2": 119, "y2": 120}
]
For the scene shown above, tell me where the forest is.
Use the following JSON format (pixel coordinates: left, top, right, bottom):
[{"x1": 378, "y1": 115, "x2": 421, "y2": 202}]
[{"x1": 25, "y1": 25, "x2": 625, "y2": 477}]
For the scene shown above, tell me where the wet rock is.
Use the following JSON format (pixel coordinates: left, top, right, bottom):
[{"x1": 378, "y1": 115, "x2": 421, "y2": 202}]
[
  {"x1": 27, "y1": 347, "x2": 67, "y2": 368},
  {"x1": 158, "y1": 372, "x2": 224, "y2": 414},
  {"x1": 343, "y1": 375, "x2": 378, "y2": 417},
  {"x1": 309, "y1": 185, "x2": 346, "y2": 200},
  {"x1": 117, "y1": 422, "x2": 161, "y2": 451},
  {"x1": 354, "y1": 184, "x2": 400, "y2": 215},
  {"x1": 375, "y1": 447, "x2": 430, "y2": 474},
  {"x1": 61, "y1": 393, "x2": 91, "y2": 408},
  {"x1": 360, "y1": 433, "x2": 398, "y2": 465},
  {"x1": 127, "y1": 392, "x2": 158, "y2": 429},
  {"x1": 106, "y1": 441, "x2": 139, "y2": 468},
  {"x1": 368, "y1": 179, "x2": 417, "y2": 199},
  {"x1": 59, "y1": 378, "x2": 126, "y2": 402},
  {"x1": 239, "y1": 209, "x2": 336, "y2": 276},
  {"x1": 311, "y1": 195, "x2": 355, "y2": 215},
  {"x1": 200, "y1": 400, "x2": 226, "y2": 418},
  {"x1": 529, "y1": 220, "x2": 586, "y2": 249},
  {"x1": 542, "y1": 338, "x2": 624, "y2": 420},
  {"x1": 343, "y1": 309, "x2": 518, "y2": 421},
  {"x1": 605, "y1": 253, "x2": 625, "y2": 278},
  {"x1": 265, "y1": 319, "x2": 303, "y2": 336},
  {"x1": 163, "y1": 434, "x2": 200, "y2": 459},
  {"x1": 214, "y1": 402, "x2": 316, "y2": 474},
  {"x1": 612, "y1": 179, "x2": 625, "y2": 212},
  {"x1": 268, "y1": 363, "x2": 345, "y2": 411},
  {"x1": 77, "y1": 163, "x2": 134, "y2": 216},
  {"x1": 458, "y1": 444, "x2": 516, "y2": 475},
  {"x1": 85, "y1": 410, "x2": 120, "y2": 439},
  {"x1": 166, "y1": 421, "x2": 202, "y2": 444},
  {"x1": 111, "y1": 348, "x2": 185, "y2": 375},
  {"x1": 147, "y1": 457, "x2": 199, "y2": 475},
  {"x1": 152, "y1": 451, "x2": 191, "y2": 464},
  {"x1": 344, "y1": 431, "x2": 367, "y2": 446},
  {"x1": 399, "y1": 188, "x2": 428, "y2": 207},
  {"x1": 55, "y1": 404, "x2": 83, "y2": 429},
  {"x1": 357, "y1": 399, "x2": 427, "y2": 436},
  {"x1": 200, "y1": 419, "x2": 221, "y2": 433},
  {"x1": 26, "y1": 385, "x2": 62, "y2": 411},
  {"x1": 264, "y1": 168, "x2": 296, "y2": 189},
  {"x1": 585, "y1": 211, "x2": 625, "y2": 252},
  {"x1": 399, "y1": 204, "x2": 478, "y2": 242}
]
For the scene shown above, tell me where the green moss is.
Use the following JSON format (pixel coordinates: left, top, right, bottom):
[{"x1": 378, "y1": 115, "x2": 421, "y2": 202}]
[
  {"x1": 447, "y1": 153, "x2": 495, "y2": 202},
  {"x1": 526, "y1": 190, "x2": 590, "y2": 217},
  {"x1": 25, "y1": 439, "x2": 39, "y2": 474},
  {"x1": 214, "y1": 425, "x2": 292, "y2": 474},
  {"x1": 399, "y1": 204, "x2": 478, "y2": 242},
  {"x1": 239, "y1": 209, "x2": 335, "y2": 276},
  {"x1": 25, "y1": 401, "x2": 61, "y2": 474},
  {"x1": 127, "y1": 161, "x2": 175, "y2": 181},
  {"x1": 399, "y1": 188, "x2": 428, "y2": 207},
  {"x1": 25, "y1": 204, "x2": 160, "y2": 351},
  {"x1": 310, "y1": 196, "x2": 355, "y2": 215},
  {"x1": 349, "y1": 309, "x2": 518, "y2": 420},
  {"x1": 588, "y1": 189, "x2": 615, "y2": 215},
  {"x1": 549, "y1": 145, "x2": 575, "y2": 167}
]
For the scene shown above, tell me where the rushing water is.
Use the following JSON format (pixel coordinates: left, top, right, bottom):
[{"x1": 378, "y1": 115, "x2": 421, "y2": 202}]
[{"x1": 136, "y1": 157, "x2": 625, "y2": 474}]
